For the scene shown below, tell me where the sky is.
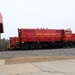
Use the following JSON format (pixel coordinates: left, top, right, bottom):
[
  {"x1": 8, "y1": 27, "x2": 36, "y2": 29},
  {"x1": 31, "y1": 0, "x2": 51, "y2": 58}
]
[{"x1": 0, "y1": 0, "x2": 75, "y2": 39}]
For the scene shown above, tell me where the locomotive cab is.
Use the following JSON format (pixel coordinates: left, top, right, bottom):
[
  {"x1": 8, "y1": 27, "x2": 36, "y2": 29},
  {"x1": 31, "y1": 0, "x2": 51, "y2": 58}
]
[
  {"x1": 65, "y1": 30, "x2": 72, "y2": 35},
  {"x1": 64, "y1": 29, "x2": 72, "y2": 41},
  {"x1": 63, "y1": 29, "x2": 73, "y2": 48}
]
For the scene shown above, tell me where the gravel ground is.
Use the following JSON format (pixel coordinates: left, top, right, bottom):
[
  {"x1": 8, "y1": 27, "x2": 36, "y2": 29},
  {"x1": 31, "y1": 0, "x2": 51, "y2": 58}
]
[{"x1": 0, "y1": 48, "x2": 75, "y2": 59}]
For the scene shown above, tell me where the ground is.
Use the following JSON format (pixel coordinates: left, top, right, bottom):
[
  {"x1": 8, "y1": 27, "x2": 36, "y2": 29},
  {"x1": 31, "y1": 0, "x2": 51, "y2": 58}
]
[{"x1": 5, "y1": 56, "x2": 75, "y2": 64}]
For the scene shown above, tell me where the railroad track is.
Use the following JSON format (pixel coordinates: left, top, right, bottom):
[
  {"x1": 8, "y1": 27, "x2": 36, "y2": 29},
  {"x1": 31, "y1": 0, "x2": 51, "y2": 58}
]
[{"x1": 0, "y1": 48, "x2": 75, "y2": 59}]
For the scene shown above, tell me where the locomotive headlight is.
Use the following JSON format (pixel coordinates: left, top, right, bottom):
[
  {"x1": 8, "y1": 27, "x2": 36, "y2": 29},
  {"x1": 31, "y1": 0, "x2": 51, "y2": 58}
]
[{"x1": 22, "y1": 41, "x2": 24, "y2": 43}]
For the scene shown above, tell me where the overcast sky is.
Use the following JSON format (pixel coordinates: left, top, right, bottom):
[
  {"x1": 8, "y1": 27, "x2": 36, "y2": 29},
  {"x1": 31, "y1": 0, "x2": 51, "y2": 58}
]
[{"x1": 0, "y1": 0, "x2": 75, "y2": 39}]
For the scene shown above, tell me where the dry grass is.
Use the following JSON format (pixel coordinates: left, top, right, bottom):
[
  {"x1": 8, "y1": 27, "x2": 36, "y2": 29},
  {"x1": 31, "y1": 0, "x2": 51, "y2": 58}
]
[{"x1": 5, "y1": 56, "x2": 75, "y2": 64}]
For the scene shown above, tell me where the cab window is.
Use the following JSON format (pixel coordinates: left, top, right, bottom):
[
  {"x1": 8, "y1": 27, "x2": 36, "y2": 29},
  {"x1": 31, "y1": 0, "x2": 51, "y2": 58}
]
[{"x1": 66, "y1": 31, "x2": 71, "y2": 34}]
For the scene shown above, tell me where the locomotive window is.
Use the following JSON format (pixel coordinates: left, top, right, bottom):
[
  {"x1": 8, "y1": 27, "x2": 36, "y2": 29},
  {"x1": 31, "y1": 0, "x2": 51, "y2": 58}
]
[{"x1": 66, "y1": 31, "x2": 71, "y2": 34}]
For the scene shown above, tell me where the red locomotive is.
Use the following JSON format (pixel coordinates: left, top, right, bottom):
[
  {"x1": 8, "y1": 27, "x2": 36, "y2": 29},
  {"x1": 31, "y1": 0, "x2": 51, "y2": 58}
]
[{"x1": 9, "y1": 28, "x2": 75, "y2": 50}]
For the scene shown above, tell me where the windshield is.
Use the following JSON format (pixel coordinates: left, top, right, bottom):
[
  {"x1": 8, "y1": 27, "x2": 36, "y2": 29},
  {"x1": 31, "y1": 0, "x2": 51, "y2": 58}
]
[{"x1": 66, "y1": 31, "x2": 71, "y2": 34}]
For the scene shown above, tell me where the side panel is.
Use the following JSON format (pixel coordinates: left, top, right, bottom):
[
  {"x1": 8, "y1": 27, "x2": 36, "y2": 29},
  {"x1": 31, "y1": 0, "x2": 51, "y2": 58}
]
[
  {"x1": 18, "y1": 29, "x2": 63, "y2": 43},
  {"x1": 18, "y1": 29, "x2": 35, "y2": 42}
]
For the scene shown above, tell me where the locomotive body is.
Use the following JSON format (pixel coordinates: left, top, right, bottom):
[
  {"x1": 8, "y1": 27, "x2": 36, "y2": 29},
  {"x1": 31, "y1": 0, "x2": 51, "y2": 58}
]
[
  {"x1": 16, "y1": 28, "x2": 72, "y2": 50},
  {"x1": 9, "y1": 28, "x2": 74, "y2": 50}
]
